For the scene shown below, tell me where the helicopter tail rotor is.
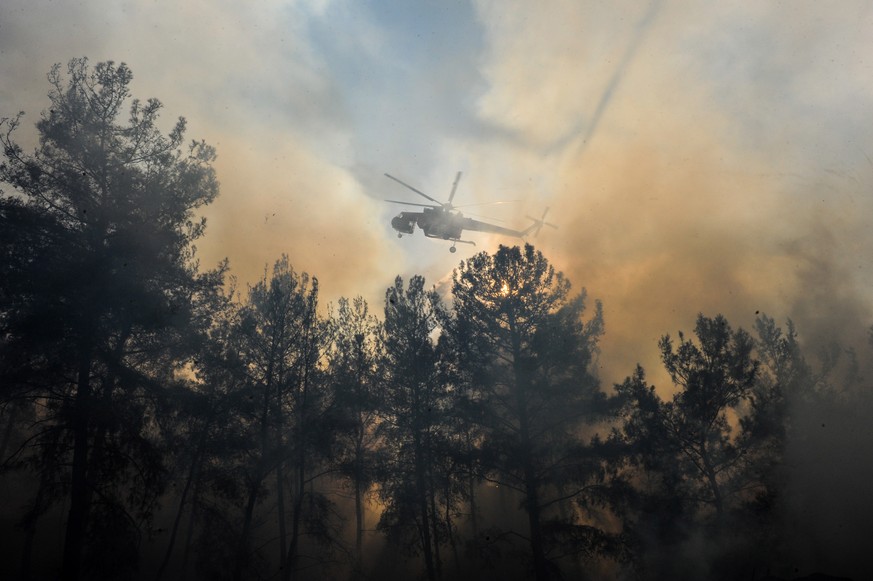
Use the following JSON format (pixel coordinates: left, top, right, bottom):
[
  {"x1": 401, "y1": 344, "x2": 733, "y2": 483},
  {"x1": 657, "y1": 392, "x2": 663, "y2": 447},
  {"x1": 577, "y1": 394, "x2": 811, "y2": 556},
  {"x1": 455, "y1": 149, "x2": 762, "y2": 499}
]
[{"x1": 525, "y1": 207, "x2": 558, "y2": 237}]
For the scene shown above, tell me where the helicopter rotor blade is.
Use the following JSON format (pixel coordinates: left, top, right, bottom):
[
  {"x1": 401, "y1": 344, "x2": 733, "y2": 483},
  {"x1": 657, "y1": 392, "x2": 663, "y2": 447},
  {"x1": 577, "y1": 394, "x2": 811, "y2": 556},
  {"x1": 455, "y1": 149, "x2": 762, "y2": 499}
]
[
  {"x1": 467, "y1": 212, "x2": 508, "y2": 224},
  {"x1": 448, "y1": 171, "x2": 462, "y2": 206},
  {"x1": 385, "y1": 199, "x2": 439, "y2": 208},
  {"x1": 526, "y1": 215, "x2": 558, "y2": 229},
  {"x1": 384, "y1": 174, "x2": 442, "y2": 205},
  {"x1": 455, "y1": 199, "x2": 520, "y2": 209}
]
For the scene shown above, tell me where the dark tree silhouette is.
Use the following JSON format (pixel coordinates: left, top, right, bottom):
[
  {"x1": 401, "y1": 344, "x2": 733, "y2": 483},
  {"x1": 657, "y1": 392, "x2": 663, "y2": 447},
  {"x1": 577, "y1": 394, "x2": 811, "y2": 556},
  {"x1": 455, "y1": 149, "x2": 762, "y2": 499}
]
[
  {"x1": 614, "y1": 314, "x2": 768, "y2": 579},
  {"x1": 227, "y1": 256, "x2": 337, "y2": 581},
  {"x1": 751, "y1": 315, "x2": 873, "y2": 580},
  {"x1": 378, "y1": 275, "x2": 448, "y2": 581},
  {"x1": 328, "y1": 296, "x2": 383, "y2": 572},
  {"x1": 154, "y1": 282, "x2": 246, "y2": 581},
  {"x1": 0, "y1": 58, "x2": 221, "y2": 580},
  {"x1": 450, "y1": 244, "x2": 609, "y2": 581}
]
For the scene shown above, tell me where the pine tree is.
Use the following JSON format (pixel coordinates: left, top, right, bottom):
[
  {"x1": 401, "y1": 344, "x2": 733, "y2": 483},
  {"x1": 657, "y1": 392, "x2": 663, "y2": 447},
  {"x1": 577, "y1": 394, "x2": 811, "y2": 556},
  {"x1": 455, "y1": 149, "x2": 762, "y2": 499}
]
[
  {"x1": 378, "y1": 275, "x2": 448, "y2": 581},
  {"x1": 450, "y1": 244, "x2": 609, "y2": 580},
  {"x1": 0, "y1": 58, "x2": 221, "y2": 579}
]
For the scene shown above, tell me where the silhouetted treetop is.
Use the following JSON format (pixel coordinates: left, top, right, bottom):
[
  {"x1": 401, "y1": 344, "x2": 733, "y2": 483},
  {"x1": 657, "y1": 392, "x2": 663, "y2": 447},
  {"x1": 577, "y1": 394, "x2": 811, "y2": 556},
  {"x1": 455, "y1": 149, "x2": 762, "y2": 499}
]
[{"x1": 452, "y1": 244, "x2": 576, "y2": 347}]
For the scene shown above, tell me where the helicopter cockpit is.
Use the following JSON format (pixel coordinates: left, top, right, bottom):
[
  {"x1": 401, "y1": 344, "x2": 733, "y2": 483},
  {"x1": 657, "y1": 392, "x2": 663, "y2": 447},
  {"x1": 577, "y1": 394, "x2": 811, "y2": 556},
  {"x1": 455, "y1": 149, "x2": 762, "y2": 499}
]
[{"x1": 391, "y1": 212, "x2": 416, "y2": 236}]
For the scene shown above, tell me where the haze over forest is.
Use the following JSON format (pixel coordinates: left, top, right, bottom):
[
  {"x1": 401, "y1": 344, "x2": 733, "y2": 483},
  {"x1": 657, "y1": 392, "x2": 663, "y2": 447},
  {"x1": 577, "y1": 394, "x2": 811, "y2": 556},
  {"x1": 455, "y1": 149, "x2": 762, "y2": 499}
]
[{"x1": 1, "y1": 2, "x2": 872, "y2": 580}]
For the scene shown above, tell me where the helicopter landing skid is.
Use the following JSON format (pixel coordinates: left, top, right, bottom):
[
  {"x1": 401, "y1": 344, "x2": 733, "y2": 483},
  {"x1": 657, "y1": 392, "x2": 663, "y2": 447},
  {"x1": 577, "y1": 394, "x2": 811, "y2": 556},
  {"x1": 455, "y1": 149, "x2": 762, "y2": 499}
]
[{"x1": 449, "y1": 239, "x2": 476, "y2": 253}]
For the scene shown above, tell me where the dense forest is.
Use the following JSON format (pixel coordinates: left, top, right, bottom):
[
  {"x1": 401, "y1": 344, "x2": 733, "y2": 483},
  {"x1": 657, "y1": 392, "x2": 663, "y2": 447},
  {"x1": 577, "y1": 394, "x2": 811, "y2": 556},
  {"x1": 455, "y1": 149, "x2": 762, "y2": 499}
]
[{"x1": 2, "y1": 59, "x2": 870, "y2": 581}]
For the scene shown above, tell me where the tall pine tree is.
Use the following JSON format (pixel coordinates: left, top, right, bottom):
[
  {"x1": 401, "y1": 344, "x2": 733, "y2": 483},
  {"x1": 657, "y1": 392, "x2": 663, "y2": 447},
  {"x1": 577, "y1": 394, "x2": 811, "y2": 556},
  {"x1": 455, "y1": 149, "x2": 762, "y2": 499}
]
[
  {"x1": 0, "y1": 58, "x2": 221, "y2": 580},
  {"x1": 450, "y1": 244, "x2": 609, "y2": 581}
]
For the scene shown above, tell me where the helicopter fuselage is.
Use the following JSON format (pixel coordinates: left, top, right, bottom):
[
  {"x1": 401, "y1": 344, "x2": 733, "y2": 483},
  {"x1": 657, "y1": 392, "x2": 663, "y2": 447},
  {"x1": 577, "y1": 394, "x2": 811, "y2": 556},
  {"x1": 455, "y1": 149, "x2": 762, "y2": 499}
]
[{"x1": 392, "y1": 208, "x2": 465, "y2": 240}]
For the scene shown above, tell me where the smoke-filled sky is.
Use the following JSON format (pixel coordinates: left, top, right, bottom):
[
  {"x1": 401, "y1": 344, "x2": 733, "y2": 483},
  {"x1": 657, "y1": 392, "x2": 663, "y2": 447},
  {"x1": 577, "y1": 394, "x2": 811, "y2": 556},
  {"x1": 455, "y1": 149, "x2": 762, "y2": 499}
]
[{"x1": 2, "y1": 0, "x2": 872, "y2": 384}]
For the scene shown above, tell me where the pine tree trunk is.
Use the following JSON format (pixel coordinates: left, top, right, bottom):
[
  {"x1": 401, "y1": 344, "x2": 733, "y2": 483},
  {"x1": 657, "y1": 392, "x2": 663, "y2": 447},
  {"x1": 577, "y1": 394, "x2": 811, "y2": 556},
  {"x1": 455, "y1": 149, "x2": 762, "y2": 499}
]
[
  {"x1": 179, "y1": 479, "x2": 200, "y2": 580},
  {"x1": 0, "y1": 404, "x2": 18, "y2": 463},
  {"x1": 414, "y1": 432, "x2": 436, "y2": 581},
  {"x1": 428, "y1": 464, "x2": 442, "y2": 577},
  {"x1": 277, "y1": 464, "x2": 288, "y2": 571},
  {"x1": 509, "y1": 314, "x2": 551, "y2": 581},
  {"x1": 19, "y1": 425, "x2": 60, "y2": 580},
  {"x1": 60, "y1": 346, "x2": 93, "y2": 581},
  {"x1": 465, "y1": 430, "x2": 478, "y2": 539},
  {"x1": 519, "y1": 420, "x2": 549, "y2": 580},
  {"x1": 701, "y1": 446, "x2": 724, "y2": 518},
  {"x1": 445, "y1": 478, "x2": 461, "y2": 575},
  {"x1": 520, "y1": 406, "x2": 548, "y2": 580},
  {"x1": 468, "y1": 469, "x2": 478, "y2": 537},
  {"x1": 525, "y1": 470, "x2": 549, "y2": 581},
  {"x1": 20, "y1": 470, "x2": 49, "y2": 581},
  {"x1": 282, "y1": 460, "x2": 305, "y2": 581},
  {"x1": 233, "y1": 482, "x2": 260, "y2": 581},
  {"x1": 276, "y1": 368, "x2": 288, "y2": 573},
  {"x1": 354, "y1": 472, "x2": 364, "y2": 571},
  {"x1": 156, "y1": 419, "x2": 208, "y2": 581},
  {"x1": 234, "y1": 386, "x2": 272, "y2": 581},
  {"x1": 284, "y1": 335, "x2": 314, "y2": 581}
]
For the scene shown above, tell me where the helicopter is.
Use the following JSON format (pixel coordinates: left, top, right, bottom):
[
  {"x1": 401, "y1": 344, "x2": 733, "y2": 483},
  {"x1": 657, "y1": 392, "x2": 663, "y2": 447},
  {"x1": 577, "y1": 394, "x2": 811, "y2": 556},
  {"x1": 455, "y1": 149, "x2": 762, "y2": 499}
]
[{"x1": 385, "y1": 172, "x2": 556, "y2": 252}]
